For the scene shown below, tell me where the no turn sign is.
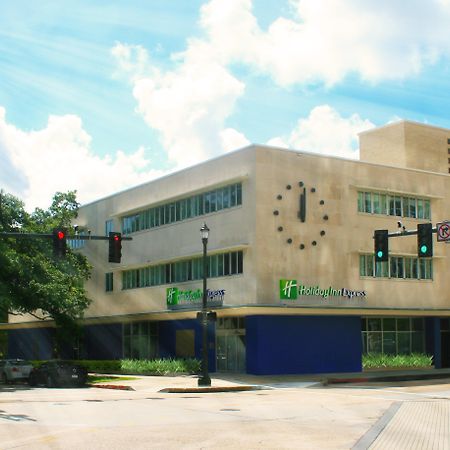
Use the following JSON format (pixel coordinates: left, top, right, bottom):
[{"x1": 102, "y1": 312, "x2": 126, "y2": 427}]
[{"x1": 436, "y1": 221, "x2": 450, "y2": 242}]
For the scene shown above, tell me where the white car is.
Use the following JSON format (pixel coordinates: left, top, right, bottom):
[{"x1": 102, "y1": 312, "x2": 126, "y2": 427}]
[{"x1": 0, "y1": 359, "x2": 34, "y2": 383}]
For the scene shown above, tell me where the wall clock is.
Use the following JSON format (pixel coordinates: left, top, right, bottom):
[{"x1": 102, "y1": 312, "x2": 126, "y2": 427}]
[{"x1": 272, "y1": 181, "x2": 328, "y2": 249}]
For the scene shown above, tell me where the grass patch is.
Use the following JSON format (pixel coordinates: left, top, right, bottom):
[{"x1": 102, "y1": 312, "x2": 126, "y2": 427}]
[
  {"x1": 363, "y1": 353, "x2": 433, "y2": 369},
  {"x1": 87, "y1": 375, "x2": 136, "y2": 384}
]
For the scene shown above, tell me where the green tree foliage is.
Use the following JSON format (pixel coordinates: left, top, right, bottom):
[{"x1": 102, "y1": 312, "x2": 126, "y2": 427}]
[{"x1": 0, "y1": 190, "x2": 91, "y2": 327}]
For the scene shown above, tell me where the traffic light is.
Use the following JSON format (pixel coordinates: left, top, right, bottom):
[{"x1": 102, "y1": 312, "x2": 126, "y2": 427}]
[
  {"x1": 417, "y1": 223, "x2": 433, "y2": 257},
  {"x1": 52, "y1": 228, "x2": 67, "y2": 258},
  {"x1": 374, "y1": 229, "x2": 389, "y2": 262},
  {"x1": 108, "y1": 232, "x2": 122, "y2": 263}
]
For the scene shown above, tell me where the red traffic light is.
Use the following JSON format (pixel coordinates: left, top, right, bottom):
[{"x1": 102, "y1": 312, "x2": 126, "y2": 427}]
[
  {"x1": 108, "y1": 232, "x2": 122, "y2": 263},
  {"x1": 52, "y1": 228, "x2": 67, "y2": 258}
]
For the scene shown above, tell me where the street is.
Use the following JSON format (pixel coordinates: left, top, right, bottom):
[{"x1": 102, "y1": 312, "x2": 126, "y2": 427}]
[{"x1": 1, "y1": 376, "x2": 450, "y2": 449}]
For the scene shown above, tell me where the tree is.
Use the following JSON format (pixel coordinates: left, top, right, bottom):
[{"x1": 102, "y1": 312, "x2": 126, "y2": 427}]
[{"x1": 0, "y1": 190, "x2": 92, "y2": 330}]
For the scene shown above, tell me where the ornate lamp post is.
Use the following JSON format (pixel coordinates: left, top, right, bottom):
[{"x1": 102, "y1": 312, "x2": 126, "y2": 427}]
[{"x1": 198, "y1": 223, "x2": 211, "y2": 387}]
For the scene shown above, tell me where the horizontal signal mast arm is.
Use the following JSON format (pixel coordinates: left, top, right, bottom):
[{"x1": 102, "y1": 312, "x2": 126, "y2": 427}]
[
  {"x1": 0, "y1": 232, "x2": 132, "y2": 241},
  {"x1": 373, "y1": 227, "x2": 437, "y2": 239}
]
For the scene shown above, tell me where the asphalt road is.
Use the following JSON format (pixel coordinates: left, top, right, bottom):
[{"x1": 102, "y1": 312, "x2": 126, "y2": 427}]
[{"x1": 1, "y1": 378, "x2": 450, "y2": 449}]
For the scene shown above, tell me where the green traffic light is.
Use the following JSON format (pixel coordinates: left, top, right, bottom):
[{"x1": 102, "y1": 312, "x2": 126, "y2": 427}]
[
  {"x1": 420, "y1": 245, "x2": 428, "y2": 254},
  {"x1": 377, "y1": 250, "x2": 383, "y2": 258}
]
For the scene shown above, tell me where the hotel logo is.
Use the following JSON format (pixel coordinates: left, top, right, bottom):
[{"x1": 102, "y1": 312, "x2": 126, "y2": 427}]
[
  {"x1": 279, "y1": 280, "x2": 366, "y2": 300},
  {"x1": 279, "y1": 279, "x2": 298, "y2": 299}
]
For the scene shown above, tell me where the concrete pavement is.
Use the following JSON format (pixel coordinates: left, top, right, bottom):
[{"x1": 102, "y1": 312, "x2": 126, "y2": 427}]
[
  {"x1": 90, "y1": 369, "x2": 450, "y2": 449},
  {"x1": 2, "y1": 369, "x2": 450, "y2": 449}
]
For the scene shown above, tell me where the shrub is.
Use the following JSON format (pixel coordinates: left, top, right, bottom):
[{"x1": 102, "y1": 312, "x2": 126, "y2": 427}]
[
  {"x1": 120, "y1": 358, "x2": 200, "y2": 375},
  {"x1": 363, "y1": 353, "x2": 433, "y2": 369},
  {"x1": 32, "y1": 358, "x2": 201, "y2": 375}
]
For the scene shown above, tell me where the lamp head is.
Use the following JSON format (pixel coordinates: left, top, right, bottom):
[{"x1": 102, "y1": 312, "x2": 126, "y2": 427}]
[{"x1": 200, "y1": 223, "x2": 210, "y2": 241}]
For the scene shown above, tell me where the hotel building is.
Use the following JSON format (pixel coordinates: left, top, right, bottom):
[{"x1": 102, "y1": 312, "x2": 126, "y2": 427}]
[{"x1": 5, "y1": 120, "x2": 450, "y2": 374}]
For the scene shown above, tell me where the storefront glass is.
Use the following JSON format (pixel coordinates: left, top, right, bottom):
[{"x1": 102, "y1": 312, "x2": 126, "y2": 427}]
[{"x1": 361, "y1": 317, "x2": 425, "y2": 355}]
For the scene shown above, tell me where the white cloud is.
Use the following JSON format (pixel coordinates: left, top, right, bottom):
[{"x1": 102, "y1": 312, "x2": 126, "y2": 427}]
[
  {"x1": 0, "y1": 107, "x2": 163, "y2": 211},
  {"x1": 267, "y1": 105, "x2": 375, "y2": 158},
  {"x1": 112, "y1": 41, "x2": 247, "y2": 170},
  {"x1": 199, "y1": 0, "x2": 450, "y2": 86},
  {"x1": 111, "y1": 0, "x2": 450, "y2": 174}
]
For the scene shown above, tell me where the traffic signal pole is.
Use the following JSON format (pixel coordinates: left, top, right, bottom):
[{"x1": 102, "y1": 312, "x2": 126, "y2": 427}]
[
  {"x1": 0, "y1": 232, "x2": 132, "y2": 241},
  {"x1": 375, "y1": 226, "x2": 438, "y2": 239},
  {"x1": 0, "y1": 232, "x2": 132, "y2": 263}
]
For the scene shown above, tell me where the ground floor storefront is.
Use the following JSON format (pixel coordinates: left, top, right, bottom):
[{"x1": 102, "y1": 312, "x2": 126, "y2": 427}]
[{"x1": 5, "y1": 313, "x2": 450, "y2": 374}]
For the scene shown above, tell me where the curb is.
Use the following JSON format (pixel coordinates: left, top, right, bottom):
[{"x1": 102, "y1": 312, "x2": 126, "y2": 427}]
[
  {"x1": 326, "y1": 373, "x2": 450, "y2": 385},
  {"x1": 159, "y1": 385, "x2": 263, "y2": 393},
  {"x1": 89, "y1": 384, "x2": 135, "y2": 391}
]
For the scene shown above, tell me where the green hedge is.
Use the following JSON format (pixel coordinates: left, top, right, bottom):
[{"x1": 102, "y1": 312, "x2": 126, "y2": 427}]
[
  {"x1": 31, "y1": 358, "x2": 200, "y2": 375},
  {"x1": 120, "y1": 358, "x2": 200, "y2": 375},
  {"x1": 363, "y1": 353, "x2": 433, "y2": 369}
]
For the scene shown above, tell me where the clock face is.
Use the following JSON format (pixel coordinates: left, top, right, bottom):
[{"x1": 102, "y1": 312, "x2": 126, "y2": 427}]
[{"x1": 272, "y1": 181, "x2": 328, "y2": 249}]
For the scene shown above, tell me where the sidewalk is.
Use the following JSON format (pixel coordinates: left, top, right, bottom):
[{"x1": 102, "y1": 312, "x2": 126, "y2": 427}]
[{"x1": 90, "y1": 367, "x2": 450, "y2": 392}]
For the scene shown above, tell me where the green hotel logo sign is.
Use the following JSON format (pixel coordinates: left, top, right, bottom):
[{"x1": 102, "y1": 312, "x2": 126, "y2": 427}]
[
  {"x1": 279, "y1": 279, "x2": 298, "y2": 299},
  {"x1": 166, "y1": 287, "x2": 225, "y2": 310},
  {"x1": 279, "y1": 279, "x2": 366, "y2": 300}
]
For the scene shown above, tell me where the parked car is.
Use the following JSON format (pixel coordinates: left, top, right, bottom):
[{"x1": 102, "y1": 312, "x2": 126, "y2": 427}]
[
  {"x1": 0, "y1": 359, "x2": 34, "y2": 383},
  {"x1": 28, "y1": 360, "x2": 88, "y2": 388}
]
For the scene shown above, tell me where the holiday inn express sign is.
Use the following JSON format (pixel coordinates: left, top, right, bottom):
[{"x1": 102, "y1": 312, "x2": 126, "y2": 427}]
[
  {"x1": 166, "y1": 287, "x2": 225, "y2": 310},
  {"x1": 280, "y1": 279, "x2": 366, "y2": 301}
]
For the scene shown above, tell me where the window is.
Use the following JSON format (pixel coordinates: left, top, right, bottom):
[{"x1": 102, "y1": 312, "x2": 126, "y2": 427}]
[
  {"x1": 358, "y1": 190, "x2": 431, "y2": 220},
  {"x1": 105, "y1": 220, "x2": 113, "y2": 235},
  {"x1": 122, "y1": 250, "x2": 244, "y2": 290},
  {"x1": 105, "y1": 273, "x2": 113, "y2": 292},
  {"x1": 123, "y1": 321, "x2": 158, "y2": 359},
  {"x1": 360, "y1": 254, "x2": 432, "y2": 280},
  {"x1": 362, "y1": 317, "x2": 425, "y2": 355},
  {"x1": 121, "y1": 182, "x2": 243, "y2": 234}
]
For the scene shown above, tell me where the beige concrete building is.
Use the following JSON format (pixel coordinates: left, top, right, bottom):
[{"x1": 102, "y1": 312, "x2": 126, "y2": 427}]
[{"x1": 6, "y1": 120, "x2": 450, "y2": 374}]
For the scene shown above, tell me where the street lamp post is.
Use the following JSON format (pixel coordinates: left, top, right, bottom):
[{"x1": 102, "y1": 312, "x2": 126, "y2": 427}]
[{"x1": 198, "y1": 223, "x2": 211, "y2": 387}]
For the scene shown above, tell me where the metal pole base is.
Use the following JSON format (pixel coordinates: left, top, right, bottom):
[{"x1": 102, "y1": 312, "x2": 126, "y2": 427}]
[{"x1": 198, "y1": 375, "x2": 211, "y2": 387}]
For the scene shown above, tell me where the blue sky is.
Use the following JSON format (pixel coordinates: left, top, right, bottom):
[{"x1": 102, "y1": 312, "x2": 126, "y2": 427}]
[{"x1": 1, "y1": 0, "x2": 450, "y2": 210}]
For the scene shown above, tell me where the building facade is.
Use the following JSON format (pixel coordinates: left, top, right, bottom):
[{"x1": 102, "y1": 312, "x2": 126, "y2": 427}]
[{"x1": 4, "y1": 120, "x2": 450, "y2": 374}]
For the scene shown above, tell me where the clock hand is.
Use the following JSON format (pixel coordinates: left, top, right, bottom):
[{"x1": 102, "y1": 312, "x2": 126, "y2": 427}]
[{"x1": 298, "y1": 187, "x2": 306, "y2": 222}]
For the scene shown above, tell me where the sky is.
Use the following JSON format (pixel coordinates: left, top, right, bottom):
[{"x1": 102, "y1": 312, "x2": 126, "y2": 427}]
[{"x1": 1, "y1": 0, "x2": 450, "y2": 211}]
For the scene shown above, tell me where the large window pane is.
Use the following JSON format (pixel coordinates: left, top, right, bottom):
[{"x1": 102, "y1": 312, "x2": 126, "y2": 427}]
[
  {"x1": 364, "y1": 192, "x2": 371, "y2": 213},
  {"x1": 417, "y1": 199, "x2": 424, "y2": 219},
  {"x1": 395, "y1": 196, "x2": 402, "y2": 216},
  {"x1": 367, "y1": 333, "x2": 382, "y2": 353},
  {"x1": 409, "y1": 198, "x2": 416, "y2": 218},
  {"x1": 390, "y1": 257, "x2": 403, "y2": 278},
  {"x1": 357, "y1": 192, "x2": 364, "y2": 212},
  {"x1": 223, "y1": 187, "x2": 230, "y2": 208},
  {"x1": 368, "y1": 318, "x2": 381, "y2": 331},
  {"x1": 373, "y1": 193, "x2": 381, "y2": 214},
  {"x1": 412, "y1": 332, "x2": 424, "y2": 353},
  {"x1": 236, "y1": 183, "x2": 242, "y2": 205},
  {"x1": 375, "y1": 260, "x2": 388, "y2": 277},
  {"x1": 380, "y1": 194, "x2": 387, "y2": 214},
  {"x1": 397, "y1": 318, "x2": 410, "y2": 331},
  {"x1": 383, "y1": 318, "x2": 396, "y2": 331},
  {"x1": 210, "y1": 192, "x2": 217, "y2": 213},
  {"x1": 230, "y1": 185, "x2": 237, "y2": 207},
  {"x1": 424, "y1": 200, "x2": 430, "y2": 220},
  {"x1": 383, "y1": 332, "x2": 396, "y2": 354},
  {"x1": 216, "y1": 189, "x2": 223, "y2": 210},
  {"x1": 397, "y1": 333, "x2": 411, "y2": 354},
  {"x1": 359, "y1": 255, "x2": 366, "y2": 276}
]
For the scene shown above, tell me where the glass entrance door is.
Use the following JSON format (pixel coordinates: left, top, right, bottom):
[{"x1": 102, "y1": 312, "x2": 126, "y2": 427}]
[{"x1": 216, "y1": 317, "x2": 246, "y2": 372}]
